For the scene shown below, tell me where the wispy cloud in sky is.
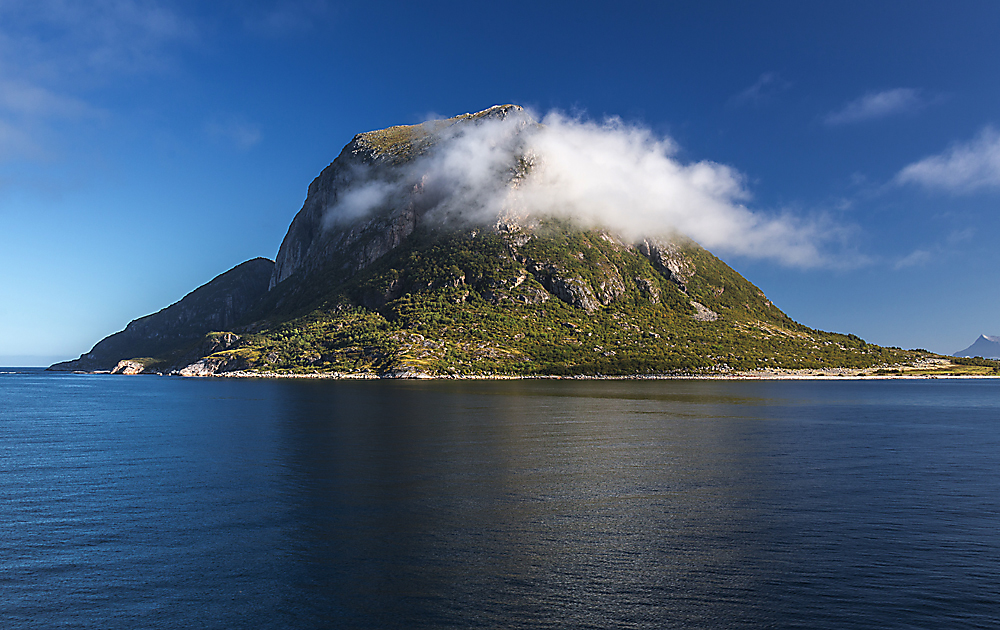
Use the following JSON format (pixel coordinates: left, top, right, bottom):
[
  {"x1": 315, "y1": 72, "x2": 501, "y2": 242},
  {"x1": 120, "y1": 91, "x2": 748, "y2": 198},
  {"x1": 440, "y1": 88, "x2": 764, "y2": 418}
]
[
  {"x1": 0, "y1": 119, "x2": 45, "y2": 161},
  {"x1": 0, "y1": 78, "x2": 98, "y2": 118},
  {"x1": 205, "y1": 117, "x2": 263, "y2": 150},
  {"x1": 0, "y1": 77, "x2": 101, "y2": 160},
  {"x1": 242, "y1": 0, "x2": 336, "y2": 37},
  {"x1": 0, "y1": 0, "x2": 192, "y2": 162},
  {"x1": 896, "y1": 126, "x2": 1000, "y2": 193},
  {"x1": 893, "y1": 248, "x2": 932, "y2": 270},
  {"x1": 892, "y1": 228, "x2": 975, "y2": 270},
  {"x1": 729, "y1": 72, "x2": 790, "y2": 107},
  {"x1": 824, "y1": 88, "x2": 925, "y2": 125},
  {"x1": 0, "y1": 0, "x2": 194, "y2": 77}
]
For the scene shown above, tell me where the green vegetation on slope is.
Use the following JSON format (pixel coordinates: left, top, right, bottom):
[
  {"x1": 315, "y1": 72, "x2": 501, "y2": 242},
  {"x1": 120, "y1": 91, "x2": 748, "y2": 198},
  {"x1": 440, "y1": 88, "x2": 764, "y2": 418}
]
[{"x1": 183, "y1": 225, "x2": 920, "y2": 376}]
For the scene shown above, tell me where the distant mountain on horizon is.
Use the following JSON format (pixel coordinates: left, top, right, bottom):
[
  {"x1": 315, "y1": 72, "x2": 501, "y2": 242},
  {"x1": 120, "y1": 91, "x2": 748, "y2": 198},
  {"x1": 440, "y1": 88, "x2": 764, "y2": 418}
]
[{"x1": 954, "y1": 335, "x2": 1000, "y2": 359}]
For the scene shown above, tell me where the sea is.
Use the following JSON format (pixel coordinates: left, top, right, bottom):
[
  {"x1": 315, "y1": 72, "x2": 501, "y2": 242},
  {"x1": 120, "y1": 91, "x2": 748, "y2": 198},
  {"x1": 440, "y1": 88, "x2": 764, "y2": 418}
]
[{"x1": 1, "y1": 368, "x2": 998, "y2": 629}]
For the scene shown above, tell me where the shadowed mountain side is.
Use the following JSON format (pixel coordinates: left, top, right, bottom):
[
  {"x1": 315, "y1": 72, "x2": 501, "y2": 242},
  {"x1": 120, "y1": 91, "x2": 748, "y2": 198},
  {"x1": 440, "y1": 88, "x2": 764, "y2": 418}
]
[{"x1": 49, "y1": 258, "x2": 274, "y2": 372}]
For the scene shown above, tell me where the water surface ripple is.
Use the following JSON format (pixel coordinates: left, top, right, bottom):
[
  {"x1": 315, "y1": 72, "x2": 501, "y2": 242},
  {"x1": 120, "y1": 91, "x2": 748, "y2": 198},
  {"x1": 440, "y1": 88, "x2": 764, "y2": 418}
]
[{"x1": 2, "y1": 372, "x2": 998, "y2": 628}]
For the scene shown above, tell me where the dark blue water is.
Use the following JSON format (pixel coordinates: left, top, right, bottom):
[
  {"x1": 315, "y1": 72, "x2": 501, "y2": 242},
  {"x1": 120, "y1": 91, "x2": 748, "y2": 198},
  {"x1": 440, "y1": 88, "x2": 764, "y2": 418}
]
[{"x1": 1, "y1": 370, "x2": 998, "y2": 629}]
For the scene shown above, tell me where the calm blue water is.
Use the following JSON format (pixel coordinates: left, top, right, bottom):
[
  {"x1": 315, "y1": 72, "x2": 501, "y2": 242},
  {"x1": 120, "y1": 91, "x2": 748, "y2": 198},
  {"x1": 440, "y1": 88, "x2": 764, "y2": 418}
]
[{"x1": 1, "y1": 370, "x2": 998, "y2": 629}]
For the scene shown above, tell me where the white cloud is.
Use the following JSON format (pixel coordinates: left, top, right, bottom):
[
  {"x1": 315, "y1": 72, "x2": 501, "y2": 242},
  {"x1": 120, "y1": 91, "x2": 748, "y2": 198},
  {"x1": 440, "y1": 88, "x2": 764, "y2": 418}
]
[
  {"x1": 0, "y1": 78, "x2": 97, "y2": 118},
  {"x1": 0, "y1": 77, "x2": 101, "y2": 159},
  {"x1": 205, "y1": 117, "x2": 262, "y2": 150},
  {"x1": 323, "y1": 109, "x2": 852, "y2": 268},
  {"x1": 0, "y1": 0, "x2": 195, "y2": 76},
  {"x1": 946, "y1": 227, "x2": 975, "y2": 245},
  {"x1": 896, "y1": 127, "x2": 1000, "y2": 193},
  {"x1": 0, "y1": 1, "x2": 193, "y2": 162},
  {"x1": 242, "y1": 1, "x2": 335, "y2": 37},
  {"x1": 891, "y1": 228, "x2": 976, "y2": 270},
  {"x1": 0, "y1": 74, "x2": 99, "y2": 160},
  {"x1": 894, "y1": 249, "x2": 932, "y2": 270},
  {"x1": 825, "y1": 88, "x2": 924, "y2": 125},
  {"x1": 0, "y1": 119, "x2": 46, "y2": 160},
  {"x1": 729, "y1": 72, "x2": 791, "y2": 107},
  {"x1": 325, "y1": 178, "x2": 398, "y2": 224},
  {"x1": 521, "y1": 114, "x2": 828, "y2": 266}
]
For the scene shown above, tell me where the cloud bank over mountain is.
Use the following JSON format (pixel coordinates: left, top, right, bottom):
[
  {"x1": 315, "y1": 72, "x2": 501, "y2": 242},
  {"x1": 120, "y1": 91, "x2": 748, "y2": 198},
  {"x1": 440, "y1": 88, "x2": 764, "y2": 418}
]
[{"x1": 323, "y1": 109, "x2": 843, "y2": 268}]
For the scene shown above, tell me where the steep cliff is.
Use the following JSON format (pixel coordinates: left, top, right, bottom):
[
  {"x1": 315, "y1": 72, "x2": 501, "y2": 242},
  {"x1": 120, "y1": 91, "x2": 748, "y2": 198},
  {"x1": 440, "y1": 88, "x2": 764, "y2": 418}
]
[{"x1": 269, "y1": 104, "x2": 527, "y2": 289}]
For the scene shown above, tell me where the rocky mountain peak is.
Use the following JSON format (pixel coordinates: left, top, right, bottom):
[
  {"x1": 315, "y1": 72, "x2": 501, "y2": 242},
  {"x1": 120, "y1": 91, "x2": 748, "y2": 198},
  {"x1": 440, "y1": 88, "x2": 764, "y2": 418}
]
[{"x1": 268, "y1": 105, "x2": 536, "y2": 290}]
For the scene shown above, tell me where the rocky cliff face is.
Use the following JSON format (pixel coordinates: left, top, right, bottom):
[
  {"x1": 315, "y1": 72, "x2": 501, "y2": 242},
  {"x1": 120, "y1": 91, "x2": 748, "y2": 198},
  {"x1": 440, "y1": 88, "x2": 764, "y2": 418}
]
[
  {"x1": 49, "y1": 258, "x2": 274, "y2": 372},
  {"x1": 269, "y1": 105, "x2": 528, "y2": 290},
  {"x1": 261, "y1": 104, "x2": 704, "y2": 322}
]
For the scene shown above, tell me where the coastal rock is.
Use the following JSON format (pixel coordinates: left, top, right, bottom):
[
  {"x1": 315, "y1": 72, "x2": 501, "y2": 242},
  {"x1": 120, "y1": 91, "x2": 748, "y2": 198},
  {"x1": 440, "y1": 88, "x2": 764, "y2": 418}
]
[
  {"x1": 177, "y1": 352, "x2": 247, "y2": 377},
  {"x1": 167, "y1": 332, "x2": 243, "y2": 371},
  {"x1": 384, "y1": 368, "x2": 435, "y2": 379},
  {"x1": 111, "y1": 360, "x2": 145, "y2": 375},
  {"x1": 177, "y1": 359, "x2": 218, "y2": 377}
]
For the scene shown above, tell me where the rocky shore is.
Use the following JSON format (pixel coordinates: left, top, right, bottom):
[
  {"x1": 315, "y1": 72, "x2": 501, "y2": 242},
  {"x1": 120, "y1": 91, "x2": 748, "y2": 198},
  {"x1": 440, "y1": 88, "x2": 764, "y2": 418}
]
[{"x1": 93, "y1": 356, "x2": 997, "y2": 380}]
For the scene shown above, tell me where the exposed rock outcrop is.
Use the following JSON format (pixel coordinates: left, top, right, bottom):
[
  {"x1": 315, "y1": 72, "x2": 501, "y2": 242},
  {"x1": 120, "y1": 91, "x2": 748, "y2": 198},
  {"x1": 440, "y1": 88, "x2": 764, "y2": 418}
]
[
  {"x1": 111, "y1": 360, "x2": 145, "y2": 375},
  {"x1": 177, "y1": 352, "x2": 248, "y2": 377},
  {"x1": 269, "y1": 105, "x2": 530, "y2": 289},
  {"x1": 537, "y1": 271, "x2": 601, "y2": 313},
  {"x1": 690, "y1": 301, "x2": 720, "y2": 322},
  {"x1": 638, "y1": 238, "x2": 696, "y2": 292}
]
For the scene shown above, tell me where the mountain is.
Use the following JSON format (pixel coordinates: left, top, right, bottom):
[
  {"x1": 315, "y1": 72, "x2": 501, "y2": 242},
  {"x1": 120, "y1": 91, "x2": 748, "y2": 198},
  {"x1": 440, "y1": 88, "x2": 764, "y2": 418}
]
[
  {"x1": 955, "y1": 335, "x2": 1000, "y2": 359},
  {"x1": 269, "y1": 104, "x2": 528, "y2": 291},
  {"x1": 49, "y1": 258, "x2": 274, "y2": 372},
  {"x1": 52, "y1": 106, "x2": 921, "y2": 377}
]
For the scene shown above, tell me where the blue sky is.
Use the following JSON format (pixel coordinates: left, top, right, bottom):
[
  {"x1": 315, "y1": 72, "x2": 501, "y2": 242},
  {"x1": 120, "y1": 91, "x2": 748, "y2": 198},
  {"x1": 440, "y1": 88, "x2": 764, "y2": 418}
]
[{"x1": 2, "y1": 0, "x2": 999, "y2": 365}]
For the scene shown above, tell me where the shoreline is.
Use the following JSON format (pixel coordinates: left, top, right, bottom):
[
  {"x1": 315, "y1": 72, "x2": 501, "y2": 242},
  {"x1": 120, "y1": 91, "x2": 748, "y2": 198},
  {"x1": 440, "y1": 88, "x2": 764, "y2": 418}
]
[
  {"x1": 56, "y1": 357, "x2": 999, "y2": 381},
  {"x1": 205, "y1": 356, "x2": 999, "y2": 380},
  {"x1": 204, "y1": 370, "x2": 1000, "y2": 381}
]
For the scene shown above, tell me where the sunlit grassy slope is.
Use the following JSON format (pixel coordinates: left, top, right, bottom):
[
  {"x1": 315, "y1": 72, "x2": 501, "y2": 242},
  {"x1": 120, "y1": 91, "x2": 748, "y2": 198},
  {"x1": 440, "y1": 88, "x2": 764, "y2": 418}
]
[{"x1": 157, "y1": 222, "x2": 923, "y2": 376}]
